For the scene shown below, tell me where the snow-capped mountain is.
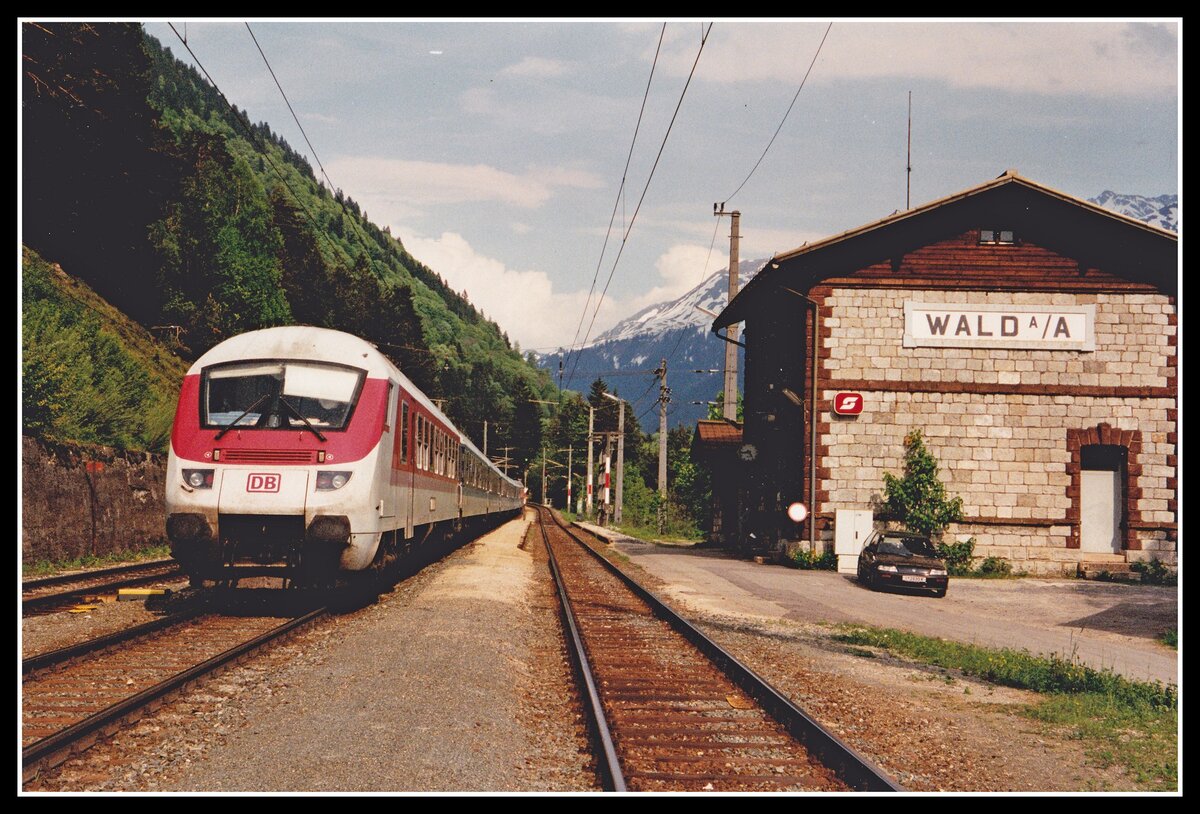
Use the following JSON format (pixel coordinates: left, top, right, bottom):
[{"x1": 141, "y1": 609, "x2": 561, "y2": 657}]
[
  {"x1": 593, "y1": 258, "x2": 764, "y2": 346},
  {"x1": 542, "y1": 189, "x2": 1176, "y2": 430},
  {"x1": 1089, "y1": 191, "x2": 1178, "y2": 232},
  {"x1": 542, "y1": 259, "x2": 764, "y2": 428}
]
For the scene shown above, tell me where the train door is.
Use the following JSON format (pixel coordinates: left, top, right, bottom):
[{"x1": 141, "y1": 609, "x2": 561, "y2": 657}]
[
  {"x1": 400, "y1": 399, "x2": 415, "y2": 539},
  {"x1": 377, "y1": 382, "x2": 398, "y2": 524}
]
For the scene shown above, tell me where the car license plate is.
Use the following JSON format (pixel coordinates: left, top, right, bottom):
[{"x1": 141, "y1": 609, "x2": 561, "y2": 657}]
[{"x1": 902, "y1": 575, "x2": 926, "y2": 583}]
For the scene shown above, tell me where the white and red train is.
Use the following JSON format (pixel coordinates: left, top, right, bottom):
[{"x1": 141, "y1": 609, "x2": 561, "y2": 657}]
[{"x1": 165, "y1": 326, "x2": 524, "y2": 585}]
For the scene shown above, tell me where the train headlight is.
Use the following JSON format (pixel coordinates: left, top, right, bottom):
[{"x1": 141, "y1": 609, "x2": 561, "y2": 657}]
[
  {"x1": 316, "y1": 471, "x2": 352, "y2": 491},
  {"x1": 183, "y1": 469, "x2": 214, "y2": 489}
]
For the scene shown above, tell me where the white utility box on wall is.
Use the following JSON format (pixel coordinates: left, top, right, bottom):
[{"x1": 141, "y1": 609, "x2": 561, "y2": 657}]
[{"x1": 835, "y1": 509, "x2": 875, "y2": 573}]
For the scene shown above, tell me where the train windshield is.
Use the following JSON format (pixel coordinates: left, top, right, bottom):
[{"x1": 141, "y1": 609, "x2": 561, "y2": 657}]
[{"x1": 202, "y1": 361, "x2": 365, "y2": 431}]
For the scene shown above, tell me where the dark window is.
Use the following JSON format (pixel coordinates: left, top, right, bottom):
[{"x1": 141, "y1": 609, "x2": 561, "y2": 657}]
[
  {"x1": 979, "y1": 229, "x2": 1016, "y2": 245},
  {"x1": 400, "y1": 402, "x2": 409, "y2": 464}
]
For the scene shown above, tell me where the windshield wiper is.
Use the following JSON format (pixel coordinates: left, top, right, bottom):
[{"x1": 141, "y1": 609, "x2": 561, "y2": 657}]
[
  {"x1": 280, "y1": 396, "x2": 327, "y2": 442},
  {"x1": 214, "y1": 393, "x2": 271, "y2": 440}
]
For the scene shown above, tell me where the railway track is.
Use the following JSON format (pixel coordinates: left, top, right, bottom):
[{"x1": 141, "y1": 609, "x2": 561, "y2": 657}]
[
  {"x1": 21, "y1": 604, "x2": 326, "y2": 783},
  {"x1": 22, "y1": 559, "x2": 187, "y2": 617},
  {"x1": 534, "y1": 505, "x2": 900, "y2": 792}
]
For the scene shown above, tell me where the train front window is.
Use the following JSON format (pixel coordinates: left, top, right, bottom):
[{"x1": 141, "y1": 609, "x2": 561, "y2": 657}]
[{"x1": 203, "y1": 361, "x2": 365, "y2": 431}]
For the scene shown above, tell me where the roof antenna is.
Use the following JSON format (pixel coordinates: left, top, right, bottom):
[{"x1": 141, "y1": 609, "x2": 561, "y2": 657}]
[{"x1": 906, "y1": 90, "x2": 912, "y2": 210}]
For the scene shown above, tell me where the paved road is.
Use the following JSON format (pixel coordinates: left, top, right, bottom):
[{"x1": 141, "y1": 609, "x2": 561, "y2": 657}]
[{"x1": 586, "y1": 528, "x2": 1178, "y2": 687}]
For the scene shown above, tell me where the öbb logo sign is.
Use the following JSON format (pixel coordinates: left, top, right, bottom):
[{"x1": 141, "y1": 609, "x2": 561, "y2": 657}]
[
  {"x1": 246, "y1": 473, "x2": 281, "y2": 493},
  {"x1": 833, "y1": 392, "x2": 864, "y2": 415}
]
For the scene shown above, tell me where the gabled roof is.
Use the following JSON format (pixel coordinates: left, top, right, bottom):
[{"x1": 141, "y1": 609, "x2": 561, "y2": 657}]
[{"x1": 714, "y1": 170, "x2": 1178, "y2": 330}]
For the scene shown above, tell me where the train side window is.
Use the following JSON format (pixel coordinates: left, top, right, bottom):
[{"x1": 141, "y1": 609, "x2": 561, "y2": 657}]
[
  {"x1": 428, "y1": 424, "x2": 433, "y2": 471},
  {"x1": 416, "y1": 415, "x2": 425, "y2": 470},
  {"x1": 400, "y1": 402, "x2": 409, "y2": 464}
]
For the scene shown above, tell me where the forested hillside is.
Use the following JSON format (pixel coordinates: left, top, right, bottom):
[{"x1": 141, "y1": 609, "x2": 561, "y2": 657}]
[
  {"x1": 22, "y1": 247, "x2": 187, "y2": 451},
  {"x1": 21, "y1": 22, "x2": 552, "y2": 456}
]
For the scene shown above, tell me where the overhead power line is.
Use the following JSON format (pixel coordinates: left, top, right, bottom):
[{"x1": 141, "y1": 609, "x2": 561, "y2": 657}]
[
  {"x1": 725, "y1": 22, "x2": 832, "y2": 204},
  {"x1": 166, "y1": 23, "x2": 337, "y2": 261},
  {"x1": 244, "y1": 23, "x2": 338, "y2": 195},
  {"x1": 564, "y1": 23, "x2": 666, "y2": 376},
  {"x1": 566, "y1": 21, "x2": 714, "y2": 391},
  {"x1": 169, "y1": 22, "x2": 390, "y2": 279}
]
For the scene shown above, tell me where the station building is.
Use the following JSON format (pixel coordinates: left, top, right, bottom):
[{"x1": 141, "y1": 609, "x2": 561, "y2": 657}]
[{"x1": 706, "y1": 171, "x2": 1177, "y2": 575}]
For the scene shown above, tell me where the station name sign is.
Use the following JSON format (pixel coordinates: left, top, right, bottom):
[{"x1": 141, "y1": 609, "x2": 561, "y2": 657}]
[{"x1": 903, "y1": 302, "x2": 1095, "y2": 351}]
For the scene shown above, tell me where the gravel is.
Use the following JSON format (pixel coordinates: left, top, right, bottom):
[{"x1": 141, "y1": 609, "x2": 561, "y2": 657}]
[
  {"x1": 24, "y1": 511, "x2": 595, "y2": 793},
  {"x1": 22, "y1": 517, "x2": 1176, "y2": 794}
]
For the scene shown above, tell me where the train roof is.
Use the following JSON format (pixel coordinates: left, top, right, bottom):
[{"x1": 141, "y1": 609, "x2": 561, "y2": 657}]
[
  {"x1": 189, "y1": 326, "x2": 397, "y2": 378},
  {"x1": 190, "y1": 326, "x2": 521, "y2": 488}
]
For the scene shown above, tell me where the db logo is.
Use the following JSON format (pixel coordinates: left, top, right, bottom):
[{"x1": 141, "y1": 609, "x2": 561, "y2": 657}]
[
  {"x1": 833, "y1": 392, "x2": 864, "y2": 415},
  {"x1": 247, "y1": 473, "x2": 281, "y2": 493}
]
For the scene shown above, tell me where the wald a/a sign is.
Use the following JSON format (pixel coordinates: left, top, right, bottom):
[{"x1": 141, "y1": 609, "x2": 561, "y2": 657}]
[{"x1": 903, "y1": 302, "x2": 1095, "y2": 351}]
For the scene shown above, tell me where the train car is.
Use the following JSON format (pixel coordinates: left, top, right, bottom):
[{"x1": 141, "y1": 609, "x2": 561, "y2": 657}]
[{"x1": 164, "y1": 326, "x2": 523, "y2": 586}]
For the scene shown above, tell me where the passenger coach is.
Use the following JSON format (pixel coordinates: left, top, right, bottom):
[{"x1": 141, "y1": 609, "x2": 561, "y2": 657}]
[{"x1": 165, "y1": 326, "x2": 523, "y2": 585}]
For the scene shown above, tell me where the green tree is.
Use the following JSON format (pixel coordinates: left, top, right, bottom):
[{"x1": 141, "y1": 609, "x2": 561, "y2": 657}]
[
  {"x1": 511, "y1": 380, "x2": 543, "y2": 472},
  {"x1": 707, "y1": 391, "x2": 744, "y2": 422},
  {"x1": 881, "y1": 429, "x2": 963, "y2": 539}
]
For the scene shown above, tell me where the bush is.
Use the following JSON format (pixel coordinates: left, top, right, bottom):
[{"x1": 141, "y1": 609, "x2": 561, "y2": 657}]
[
  {"x1": 976, "y1": 555, "x2": 1013, "y2": 578},
  {"x1": 1131, "y1": 559, "x2": 1176, "y2": 586},
  {"x1": 786, "y1": 547, "x2": 838, "y2": 570},
  {"x1": 936, "y1": 537, "x2": 976, "y2": 576},
  {"x1": 881, "y1": 429, "x2": 963, "y2": 538}
]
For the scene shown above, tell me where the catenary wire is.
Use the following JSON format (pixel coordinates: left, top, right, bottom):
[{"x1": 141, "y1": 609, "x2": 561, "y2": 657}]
[
  {"x1": 563, "y1": 23, "x2": 666, "y2": 380},
  {"x1": 244, "y1": 23, "x2": 339, "y2": 196},
  {"x1": 724, "y1": 22, "x2": 832, "y2": 204},
  {"x1": 566, "y1": 22, "x2": 713, "y2": 391}
]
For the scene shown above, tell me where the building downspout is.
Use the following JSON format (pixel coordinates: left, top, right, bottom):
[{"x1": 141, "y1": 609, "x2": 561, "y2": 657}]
[
  {"x1": 713, "y1": 327, "x2": 746, "y2": 350},
  {"x1": 782, "y1": 286, "x2": 819, "y2": 551}
]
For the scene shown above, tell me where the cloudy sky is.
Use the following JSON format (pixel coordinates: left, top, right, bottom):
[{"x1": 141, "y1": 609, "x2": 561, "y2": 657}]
[{"x1": 141, "y1": 19, "x2": 1179, "y2": 354}]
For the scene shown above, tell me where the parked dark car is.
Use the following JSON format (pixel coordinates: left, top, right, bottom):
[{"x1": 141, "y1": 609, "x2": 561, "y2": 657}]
[{"x1": 856, "y1": 531, "x2": 949, "y2": 597}]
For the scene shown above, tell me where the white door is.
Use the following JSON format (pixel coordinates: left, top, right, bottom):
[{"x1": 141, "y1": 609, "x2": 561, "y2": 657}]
[{"x1": 1080, "y1": 469, "x2": 1122, "y2": 554}]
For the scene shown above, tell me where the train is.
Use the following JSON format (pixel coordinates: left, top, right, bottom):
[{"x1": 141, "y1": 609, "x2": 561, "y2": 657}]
[{"x1": 164, "y1": 326, "x2": 525, "y2": 588}]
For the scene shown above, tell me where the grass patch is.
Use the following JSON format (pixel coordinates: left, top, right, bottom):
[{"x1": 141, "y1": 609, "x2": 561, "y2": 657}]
[
  {"x1": 613, "y1": 523, "x2": 702, "y2": 545},
  {"x1": 1026, "y1": 693, "x2": 1178, "y2": 790},
  {"x1": 833, "y1": 625, "x2": 1176, "y2": 706},
  {"x1": 23, "y1": 544, "x2": 172, "y2": 578},
  {"x1": 833, "y1": 624, "x2": 1178, "y2": 790},
  {"x1": 1158, "y1": 630, "x2": 1177, "y2": 649}
]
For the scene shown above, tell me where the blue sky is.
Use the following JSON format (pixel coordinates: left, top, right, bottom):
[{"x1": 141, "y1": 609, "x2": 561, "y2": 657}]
[{"x1": 140, "y1": 19, "x2": 1180, "y2": 352}]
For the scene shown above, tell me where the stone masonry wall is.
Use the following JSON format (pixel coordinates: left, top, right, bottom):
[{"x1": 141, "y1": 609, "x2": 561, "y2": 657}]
[
  {"x1": 815, "y1": 288, "x2": 1177, "y2": 575},
  {"x1": 821, "y1": 290, "x2": 1175, "y2": 390},
  {"x1": 22, "y1": 436, "x2": 168, "y2": 564}
]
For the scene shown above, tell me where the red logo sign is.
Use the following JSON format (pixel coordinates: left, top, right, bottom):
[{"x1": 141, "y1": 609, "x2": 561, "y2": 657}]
[
  {"x1": 247, "y1": 473, "x2": 281, "y2": 493},
  {"x1": 833, "y1": 392, "x2": 864, "y2": 415}
]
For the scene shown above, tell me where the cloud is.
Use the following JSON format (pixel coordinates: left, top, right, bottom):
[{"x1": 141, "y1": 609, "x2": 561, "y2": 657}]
[
  {"x1": 325, "y1": 156, "x2": 605, "y2": 213},
  {"x1": 624, "y1": 245, "x2": 716, "y2": 312},
  {"x1": 501, "y1": 56, "x2": 572, "y2": 78},
  {"x1": 399, "y1": 230, "x2": 624, "y2": 351},
  {"x1": 659, "y1": 21, "x2": 1177, "y2": 96},
  {"x1": 301, "y1": 111, "x2": 340, "y2": 125}
]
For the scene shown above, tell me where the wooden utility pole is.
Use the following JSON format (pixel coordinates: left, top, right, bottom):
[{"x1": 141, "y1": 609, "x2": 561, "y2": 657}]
[
  {"x1": 656, "y1": 359, "x2": 670, "y2": 534},
  {"x1": 613, "y1": 400, "x2": 625, "y2": 526},
  {"x1": 565, "y1": 445, "x2": 573, "y2": 512},
  {"x1": 715, "y1": 204, "x2": 740, "y2": 420},
  {"x1": 586, "y1": 406, "x2": 594, "y2": 516}
]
